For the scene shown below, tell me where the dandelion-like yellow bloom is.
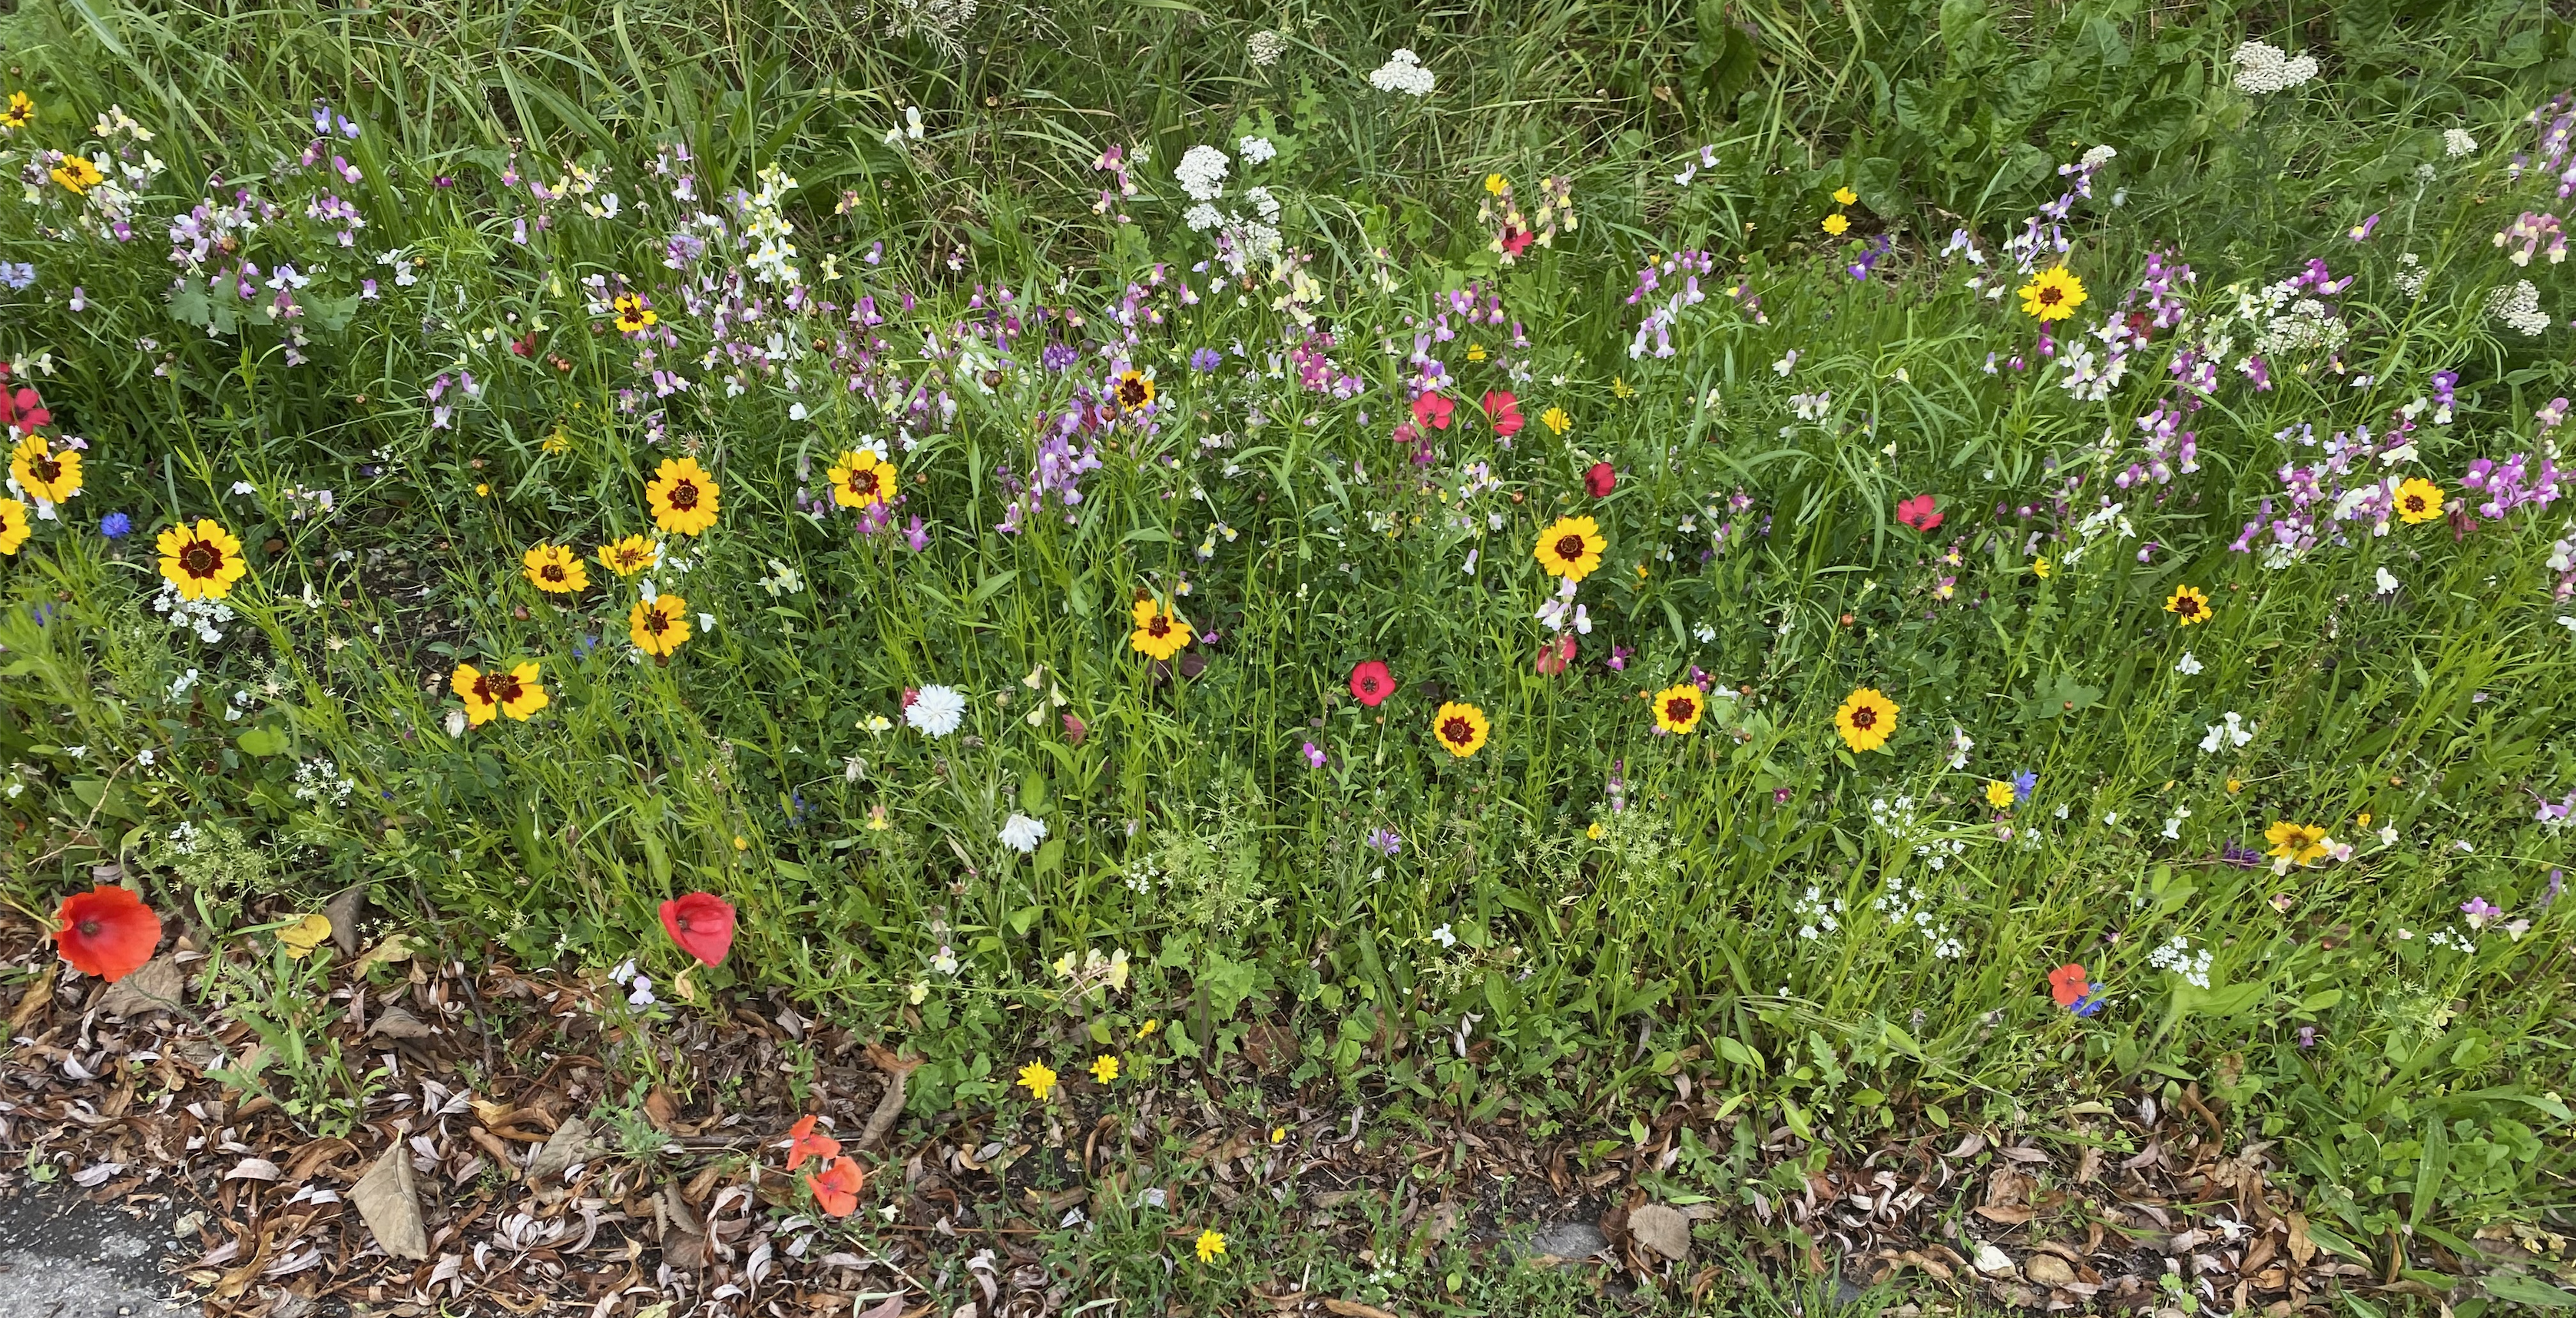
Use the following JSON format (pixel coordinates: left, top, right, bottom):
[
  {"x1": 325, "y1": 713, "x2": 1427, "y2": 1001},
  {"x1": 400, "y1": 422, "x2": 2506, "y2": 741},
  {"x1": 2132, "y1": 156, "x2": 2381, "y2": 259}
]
[
  {"x1": 450, "y1": 661, "x2": 548, "y2": 725},
  {"x1": 645, "y1": 456, "x2": 720, "y2": 536},
  {"x1": 1651, "y1": 684, "x2": 1705, "y2": 735},
  {"x1": 2265, "y1": 821, "x2": 2331, "y2": 866},
  {"x1": 1129, "y1": 596, "x2": 1193, "y2": 660},
  {"x1": 1088, "y1": 1055, "x2": 1121, "y2": 1085},
  {"x1": 50, "y1": 154, "x2": 102, "y2": 194},
  {"x1": 1541, "y1": 405, "x2": 1571, "y2": 435},
  {"x1": 0, "y1": 497, "x2": 27, "y2": 555},
  {"x1": 155, "y1": 518, "x2": 248, "y2": 601},
  {"x1": 2032, "y1": 556, "x2": 2051, "y2": 579},
  {"x1": 1985, "y1": 780, "x2": 2016, "y2": 810},
  {"x1": 1533, "y1": 515, "x2": 1605, "y2": 581},
  {"x1": 826, "y1": 449, "x2": 896, "y2": 508},
  {"x1": 1833, "y1": 186, "x2": 1858, "y2": 206},
  {"x1": 8, "y1": 434, "x2": 81, "y2": 505},
  {"x1": 1195, "y1": 1228, "x2": 1227, "y2": 1264},
  {"x1": 597, "y1": 534, "x2": 660, "y2": 577},
  {"x1": 1821, "y1": 213, "x2": 1850, "y2": 237},
  {"x1": 521, "y1": 543, "x2": 588, "y2": 594},
  {"x1": 1484, "y1": 173, "x2": 1509, "y2": 196},
  {"x1": 2394, "y1": 477, "x2": 2444, "y2": 525},
  {"x1": 1432, "y1": 701, "x2": 1490, "y2": 758},
  {"x1": 1833, "y1": 687, "x2": 1899, "y2": 753},
  {"x1": 2018, "y1": 266, "x2": 2088, "y2": 322},
  {"x1": 629, "y1": 594, "x2": 692, "y2": 657},
  {"x1": 1017, "y1": 1061, "x2": 1058, "y2": 1101},
  {"x1": 2164, "y1": 584, "x2": 2211, "y2": 626}
]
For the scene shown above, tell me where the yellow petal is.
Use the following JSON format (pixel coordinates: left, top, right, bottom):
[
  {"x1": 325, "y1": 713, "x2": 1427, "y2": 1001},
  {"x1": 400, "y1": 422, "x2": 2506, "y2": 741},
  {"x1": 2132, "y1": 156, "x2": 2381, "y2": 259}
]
[{"x1": 277, "y1": 913, "x2": 334, "y2": 959}]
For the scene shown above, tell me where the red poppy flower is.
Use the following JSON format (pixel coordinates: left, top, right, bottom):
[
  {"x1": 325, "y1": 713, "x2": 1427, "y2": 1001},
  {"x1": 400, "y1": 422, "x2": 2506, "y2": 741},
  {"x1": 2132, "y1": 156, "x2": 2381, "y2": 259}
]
[
  {"x1": 1349, "y1": 660, "x2": 1394, "y2": 707},
  {"x1": 785, "y1": 1114, "x2": 839, "y2": 1171},
  {"x1": 53, "y1": 885, "x2": 161, "y2": 982},
  {"x1": 0, "y1": 367, "x2": 53, "y2": 432},
  {"x1": 1482, "y1": 391, "x2": 1524, "y2": 437},
  {"x1": 1584, "y1": 462, "x2": 1617, "y2": 498},
  {"x1": 1896, "y1": 494, "x2": 1942, "y2": 533},
  {"x1": 1411, "y1": 392, "x2": 1454, "y2": 431},
  {"x1": 659, "y1": 892, "x2": 737, "y2": 967},
  {"x1": 2048, "y1": 963, "x2": 2091, "y2": 1008},
  {"x1": 1500, "y1": 227, "x2": 1535, "y2": 258},
  {"x1": 1535, "y1": 635, "x2": 1577, "y2": 675},
  {"x1": 806, "y1": 1155, "x2": 866, "y2": 1217}
]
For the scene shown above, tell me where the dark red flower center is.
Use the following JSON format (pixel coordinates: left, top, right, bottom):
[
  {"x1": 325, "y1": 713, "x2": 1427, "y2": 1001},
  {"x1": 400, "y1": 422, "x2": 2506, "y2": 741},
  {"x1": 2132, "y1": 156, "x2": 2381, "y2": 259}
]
[
  {"x1": 541, "y1": 564, "x2": 565, "y2": 581},
  {"x1": 1850, "y1": 707, "x2": 1877, "y2": 730},
  {"x1": 2177, "y1": 597, "x2": 2201, "y2": 617},
  {"x1": 667, "y1": 480, "x2": 700, "y2": 510},
  {"x1": 1361, "y1": 677, "x2": 1382, "y2": 694},
  {"x1": 1665, "y1": 696, "x2": 1697, "y2": 724},
  {"x1": 1554, "y1": 535, "x2": 1585, "y2": 561},
  {"x1": 848, "y1": 469, "x2": 881, "y2": 498},
  {"x1": 1117, "y1": 376, "x2": 1150, "y2": 408},
  {"x1": 180, "y1": 541, "x2": 223, "y2": 577},
  {"x1": 475, "y1": 672, "x2": 523, "y2": 704},
  {"x1": 644, "y1": 609, "x2": 670, "y2": 634},
  {"x1": 1146, "y1": 616, "x2": 1170, "y2": 637},
  {"x1": 2038, "y1": 286, "x2": 2064, "y2": 306},
  {"x1": 1441, "y1": 717, "x2": 1473, "y2": 745},
  {"x1": 28, "y1": 454, "x2": 58, "y2": 481}
]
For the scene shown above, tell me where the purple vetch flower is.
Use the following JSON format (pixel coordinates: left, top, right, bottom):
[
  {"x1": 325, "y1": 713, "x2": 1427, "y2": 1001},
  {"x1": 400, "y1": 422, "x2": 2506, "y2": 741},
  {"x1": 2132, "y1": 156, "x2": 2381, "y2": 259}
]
[
  {"x1": 1772, "y1": 786, "x2": 1792, "y2": 805},
  {"x1": 2298, "y1": 1026, "x2": 2316, "y2": 1048},
  {"x1": 1189, "y1": 346, "x2": 1222, "y2": 372},
  {"x1": 1364, "y1": 826, "x2": 1402, "y2": 857},
  {"x1": 2219, "y1": 840, "x2": 2263, "y2": 869},
  {"x1": 1301, "y1": 741, "x2": 1326, "y2": 769},
  {"x1": 2462, "y1": 896, "x2": 2502, "y2": 929}
]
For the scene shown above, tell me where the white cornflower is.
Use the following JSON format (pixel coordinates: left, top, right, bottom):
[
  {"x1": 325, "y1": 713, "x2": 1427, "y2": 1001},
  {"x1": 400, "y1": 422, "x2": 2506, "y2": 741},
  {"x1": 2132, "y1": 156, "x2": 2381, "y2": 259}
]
[
  {"x1": 1368, "y1": 48, "x2": 1435, "y2": 97},
  {"x1": 1174, "y1": 145, "x2": 1230, "y2": 202},
  {"x1": 2444, "y1": 128, "x2": 2477, "y2": 158},
  {"x1": 998, "y1": 813, "x2": 1048, "y2": 854},
  {"x1": 2230, "y1": 41, "x2": 2318, "y2": 95},
  {"x1": 906, "y1": 684, "x2": 966, "y2": 737}
]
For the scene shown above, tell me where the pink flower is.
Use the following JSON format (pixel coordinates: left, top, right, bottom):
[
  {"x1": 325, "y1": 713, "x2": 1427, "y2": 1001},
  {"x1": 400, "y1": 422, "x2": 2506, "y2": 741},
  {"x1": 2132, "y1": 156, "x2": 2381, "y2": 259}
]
[
  {"x1": 1411, "y1": 392, "x2": 1455, "y2": 431},
  {"x1": 1481, "y1": 391, "x2": 1524, "y2": 437},
  {"x1": 1896, "y1": 494, "x2": 1942, "y2": 532},
  {"x1": 1584, "y1": 462, "x2": 1617, "y2": 498}
]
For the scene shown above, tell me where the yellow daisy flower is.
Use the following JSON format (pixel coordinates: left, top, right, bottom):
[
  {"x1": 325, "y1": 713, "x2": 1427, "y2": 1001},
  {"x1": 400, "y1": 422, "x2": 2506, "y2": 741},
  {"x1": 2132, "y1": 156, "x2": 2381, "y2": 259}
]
[
  {"x1": 1113, "y1": 369, "x2": 1156, "y2": 412},
  {"x1": 1651, "y1": 684, "x2": 1706, "y2": 735},
  {"x1": 1833, "y1": 186, "x2": 1858, "y2": 206},
  {"x1": 1985, "y1": 780, "x2": 2016, "y2": 810},
  {"x1": 612, "y1": 292, "x2": 657, "y2": 333},
  {"x1": 2265, "y1": 820, "x2": 2330, "y2": 866},
  {"x1": 629, "y1": 594, "x2": 693, "y2": 657},
  {"x1": 450, "y1": 661, "x2": 548, "y2": 726},
  {"x1": 2393, "y1": 477, "x2": 2444, "y2": 525},
  {"x1": 597, "y1": 534, "x2": 661, "y2": 577},
  {"x1": 155, "y1": 518, "x2": 249, "y2": 601},
  {"x1": 2164, "y1": 584, "x2": 2211, "y2": 626},
  {"x1": 2017, "y1": 266, "x2": 2087, "y2": 322},
  {"x1": 826, "y1": 449, "x2": 896, "y2": 508},
  {"x1": 1432, "y1": 701, "x2": 1490, "y2": 758},
  {"x1": 1018, "y1": 1061, "x2": 1058, "y2": 1101},
  {"x1": 1088, "y1": 1055, "x2": 1121, "y2": 1085},
  {"x1": 0, "y1": 92, "x2": 35, "y2": 132},
  {"x1": 1833, "y1": 687, "x2": 1899, "y2": 753},
  {"x1": 644, "y1": 456, "x2": 720, "y2": 536},
  {"x1": 1532, "y1": 514, "x2": 1606, "y2": 581},
  {"x1": 50, "y1": 154, "x2": 102, "y2": 194},
  {"x1": 0, "y1": 497, "x2": 27, "y2": 555},
  {"x1": 1129, "y1": 596, "x2": 1194, "y2": 661},
  {"x1": 1195, "y1": 1228, "x2": 1227, "y2": 1264},
  {"x1": 1821, "y1": 212, "x2": 1850, "y2": 237},
  {"x1": 521, "y1": 543, "x2": 588, "y2": 594},
  {"x1": 8, "y1": 434, "x2": 81, "y2": 505}
]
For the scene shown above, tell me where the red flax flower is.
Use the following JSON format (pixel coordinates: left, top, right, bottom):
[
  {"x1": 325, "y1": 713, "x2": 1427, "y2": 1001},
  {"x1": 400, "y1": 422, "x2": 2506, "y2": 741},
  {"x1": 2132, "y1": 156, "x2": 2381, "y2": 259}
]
[
  {"x1": 54, "y1": 885, "x2": 161, "y2": 982},
  {"x1": 1481, "y1": 391, "x2": 1524, "y2": 437},
  {"x1": 659, "y1": 892, "x2": 737, "y2": 967},
  {"x1": 0, "y1": 366, "x2": 52, "y2": 432},
  {"x1": 1410, "y1": 392, "x2": 1454, "y2": 431},
  {"x1": 807, "y1": 1155, "x2": 866, "y2": 1217},
  {"x1": 2048, "y1": 963, "x2": 2091, "y2": 1008},
  {"x1": 1896, "y1": 494, "x2": 1942, "y2": 533},
  {"x1": 1534, "y1": 635, "x2": 1576, "y2": 675},
  {"x1": 784, "y1": 1114, "x2": 839, "y2": 1170},
  {"x1": 1584, "y1": 462, "x2": 1617, "y2": 498},
  {"x1": 1348, "y1": 660, "x2": 1395, "y2": 707}
]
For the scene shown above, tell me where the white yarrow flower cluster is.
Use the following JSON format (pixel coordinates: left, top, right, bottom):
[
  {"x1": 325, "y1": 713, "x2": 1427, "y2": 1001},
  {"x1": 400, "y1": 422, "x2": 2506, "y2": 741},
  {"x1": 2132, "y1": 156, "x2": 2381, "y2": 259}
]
[
  {"x1": 1246, "y1": 28, "x2": 1288, "y2": 66},
  {"x1": 2486, "y1": 280, "x2": 2549, "y2": 336},
  {"x1": 1237, "y1": 135, "x2": 1277, "y2": 166},
  {"x1": 2148, "y1": 936, "x2": 2213, "y2": 989},
  {"x1": 1174, "y1": 145, "x2": 1230, "y2": 203},
  {"x1": 2231, "y1": 41, "x2": 2318, "y2": 95},
  {"x1": 2444, "y1": 128, "x2": 2477, "y2": 158},
  {"x1": 1369, "y1": 48, "x2": 1435, "y2": 97},
  {"x1": 906, "y1": 684, "x2": 966, "y2": 737}
]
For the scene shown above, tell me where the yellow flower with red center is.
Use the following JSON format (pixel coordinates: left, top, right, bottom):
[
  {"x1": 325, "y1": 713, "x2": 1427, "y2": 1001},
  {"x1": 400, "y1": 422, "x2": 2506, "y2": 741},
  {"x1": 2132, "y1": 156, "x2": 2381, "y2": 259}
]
[
  {"x1": 0, "y1": 92, "x2": 35, "y2": 132},
  {"x1": 1113, "y1": 369, "x2": 1157, "y2": 412},
  {"x1": 630, "y1": 594, "x2": 692, "y2": 657},
  {"x1": 645, "y1": 456, "x2": 720, "y2": 535},
  {"x1": 1129, "y1": 596, "x2": 1193, "y2": 661},
  {"x1": 1532, "y1": 515, "x2": 1605, "y2": 581},
  {"x1": 50, "y1": 154, "x2": 102, "y2": 194},
  {"x1": 612, "y1": 292, "x2": 657, "y2": 334},
  {"x1": 2018, "y1": 266, "x2": 2088, "y2": 322},
  {"x1": 9, "y1": 434, "x2": 81, "y2": 505},
  {"x1": 155, "y1": 518, "x2": 248, "y2": 601},
  {"x1": 0, "y1": 497, "x2": 27, "y2": 555},
  {"x1": 521, "y1": 543, "x2": 588, "y2": 594},
  {"x1": 2265, "y1": 821, "x2": 2331, "y2": 866},
  {"x1": 597, "y1": 534, "x2": 660, "y2": 577},
  {"x1": 2394, "y1": 477, "x2": 2444, "y2": 525},
  {"x1": 1432, "y1": 701, "x2": 1490, "y2": 758},
  {"x1": 2164, "y1": 584, "x2": 2211, "y2": 625},
  {"x1": 826, "y1": 449, "x2": 896, "y2": 508},
  {"x1": 1651, "y1": 684, "x2": 1705, "y2": 735},
  {"x1": 1833, "y1": 687, "x2": 1898, "y2": 753},
  {"x1": 450, "y1": 661, "x2": 548, "y2": 725}
]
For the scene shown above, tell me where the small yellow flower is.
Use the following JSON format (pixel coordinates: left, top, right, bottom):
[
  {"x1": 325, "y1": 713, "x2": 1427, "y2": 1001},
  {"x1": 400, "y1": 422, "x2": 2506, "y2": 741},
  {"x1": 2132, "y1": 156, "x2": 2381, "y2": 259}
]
[
  {"x1": 1540, "y1": 406, "x2": 1571, "y2": 435},
  {"x1": 2393, "y1": 477, "x2": 2444, "y2": 525},
  {"x1": 2226, "y1": 777, "x2": 2245, "y2": 795},
  {"x1": 0, "y1": 498, "x2": 29, "y2": 555},
  {"x1": 1017, "y1": 1061, "x2": 1059, "y2": 1102},
  {"x1": 1088, "y1": 1055, "x2": 1121, "y2": 1085},
  {"x1": 1484, "y1": 173, "x2": 1509, "y2": 196},
  {"x1": 2017, "y1": 265, "x2": 2088, "y2": 322},
  {"x1": 2031, "y1": 556, "x2": 2051, "y2": 579},
  {"x1": 1533, "y1": 515, "x2": 1606, "y2": 581},
  {"x1": 521, "y1": 543, "x2": 589, "y2": 594},
  {"x1": 1833, "y1": 186, "x2": 1858, "y2": 206},
  {"x1": 1270, "y1": 1126, "x2": 1288, "y2": 1144},
  {"x1": 598, "y1": 534, "x2": 661, "y2": 577},
  {"x1": 451, "y1": 661, "x2": 548, "y2": 725},
  {"x1": 0, "y1": 91, "x2": 35, "y2": 132},
  {"x1": 2356, "y1": 811, "x2": 2372, "y2": 829},
  {"x1": 1139, "y1": 1018, "x2": 1161, "y2": 1035},
  {"x1": 1465, "y1": 343, "x2": 1488, "y2": 362},
  {"x1": 733, "y1": 835, "x2": 749, "y2": 851},
  {"x1": 1586, "y1": 821, "x2": 1604, "y2": 839},
  {"x1": 826, "y1": 449, "x2": 897, "y2": 509},
  {"x1": 612, "y1": 292, "x2": 657, "y2": 333},
  {"x1": 645, "y1": 456, "x2": 720, "y2": 535},
  {"x1": 867, "y1": 804, "x2": 891, "y2": 830},
  {"x1": 1833, "y1": 687, "x2": 1899, "y2": 753},
  {"x1": 541, "y1": 426, "x2": 571, "y2": 454},
  {"x1": 1610, "y1": 376, "x2": 1635, "y2": 400},
  {"x1": 2164, "y1": 584, "x2": 2211, "y2": 626},
  {"x1": 50, "y1": 154, "x2": 102, "y2": 194},
  {"x1": 2265, "y1": 820, "x2": 2331, "y2": 866},
  {"x1": 156, "y1": 518, "x2": 249, "y2": 601},
  {"x1": 1432, "y1": 700, "x2": 1491, "y2": 758},
  {"x1": 1129, "y1": 596, "x2": 1193, "y2": 661},
  {"x1": 475, "y1": 482, "x2": 491, "y2": 496},
  {"x1": 1195, "y1": 1228, "x2": 1227, "y2": 1264},
  {"x1": 1985, "y1": 780, "x2": 2016, "y2": 810},
  {"x1": 1821, "y1": 212, "x2": 1850, "y2": 237},
  {"x1": 629, "y1": 594, "x2": 693, "y2": 657}
]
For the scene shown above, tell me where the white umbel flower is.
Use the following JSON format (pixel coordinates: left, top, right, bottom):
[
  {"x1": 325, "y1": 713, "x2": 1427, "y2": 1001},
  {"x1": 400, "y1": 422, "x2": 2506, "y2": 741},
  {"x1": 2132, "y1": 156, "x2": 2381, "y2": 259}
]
[
  {"x1": 906, "y1": 684, "x2": 966, "y2": 737},
  {"x1": 1174, "y1": 145, "x2": 1230, "y2": 202},
  {"x1": 1369, "y1": 48, "x2": 1435, "y2": 96},
  {"x1": 999, "y1": 813, "x2": 1048, "y2": 854},
  {"x1": 2231, "y1": 41, "x2": 2318, "y2": 95},
  {"x1": 2444, "y1": 128, "x2": 2477, "y2": 158}
]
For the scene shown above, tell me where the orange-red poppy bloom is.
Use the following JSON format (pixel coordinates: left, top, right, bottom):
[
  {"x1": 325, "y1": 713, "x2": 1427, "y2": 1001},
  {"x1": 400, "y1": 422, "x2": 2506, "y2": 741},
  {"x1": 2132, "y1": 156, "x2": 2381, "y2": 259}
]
[
  {"x1": 785, "y1": 1114, "x2": 840, "y2": 1171},
  {"x1": 806, "y1": 1155, "x2": 866, "y2": 1217},
  {"x1": 659, "y1": 892, "x2": 736, "y2": 967},
  {"x1": 2048, "y1": 963, "x2": 2091, "y2": 1008},
  {"x1": 54, "y1": 885, "x2": 161, "y2": 982}
]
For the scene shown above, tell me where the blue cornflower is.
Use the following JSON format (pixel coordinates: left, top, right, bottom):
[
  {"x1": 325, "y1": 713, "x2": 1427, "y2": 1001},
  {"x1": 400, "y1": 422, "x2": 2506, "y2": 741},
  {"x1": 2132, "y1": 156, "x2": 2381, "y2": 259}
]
[
  {"x1": 99, "y1": 512, "x2": 131, "y2": 540},
  {"x1": 1189, "y1": 346, "x2": 1223, "y2": 373},
  {"x1": 2011, "y1": 769, "x2": 2037, "y2": 803},
  {"x1": 0, "y1": 263, "x2": 35, "y2": 291}
]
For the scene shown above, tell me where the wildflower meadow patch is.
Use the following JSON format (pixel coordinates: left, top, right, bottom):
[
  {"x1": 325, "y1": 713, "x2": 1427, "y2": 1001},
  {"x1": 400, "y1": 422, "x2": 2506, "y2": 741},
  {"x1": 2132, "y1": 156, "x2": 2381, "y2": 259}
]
[{"x1": 0, "y1": 0, "x2": 2574, "y2": 1312}]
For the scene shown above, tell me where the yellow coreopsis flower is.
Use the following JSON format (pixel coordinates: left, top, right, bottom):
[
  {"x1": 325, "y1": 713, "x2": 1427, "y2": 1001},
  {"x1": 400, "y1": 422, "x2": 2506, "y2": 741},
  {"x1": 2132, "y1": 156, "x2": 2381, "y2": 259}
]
[
  {"x1": 1651, "y1": 684, "x2": 1706, "y2": 734},
  {"x1": 826, "y1": 449, "x2": 896, "y2": 508},
  {"x1": 451, "y1": 661, "x2": 548, "y2": 725},
  {"x1": 629, "y1": 594, "x2": 693, "y2": 657},
  {"x1": 2164, "y1": 584, "x2": 2211, "y2": 626},
  {"x1": 1533, "y1": 515, "x2": 1605, "y2": 581},
  {"x1": 2393, "y1": 477, "x2": 2444, "y2": 525},
  {"x1": 0, "y1": 497, "x2": 27, "y2": 555},
  {"x1": 0, "y1": 92, "x2": 35, "y2": 132},
  {"x1": 2018, "y1": 266, "x2": 2088, "y2": 322},
  {"x1": 156, "y1": 518, "x2": 249, "y2": 601},
  {"x1": 1833, "y1": 687, "x2": 1899, "y2": 753},
  {"x1": 8, "y1": 434, "x2": 81, "y2": 505},
  {"x1": 597, "y1": 534, "x2": 661, "y2": 578},
  {"x1": 1128, "y1": 596, "x2": 1193, "y2": 661},
  {"x1": 645, "y1": 456, "x2": 720, "y2": 536},
  {"x1": 521, "y1": 543, "x2": 589, "y2": 594},
  {"x1": 50, "y1": 154, "x2": 102, "y2": 194},
  {"x1": 1432, "y1": 701, "x2": 1490, "y2": 758}
]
